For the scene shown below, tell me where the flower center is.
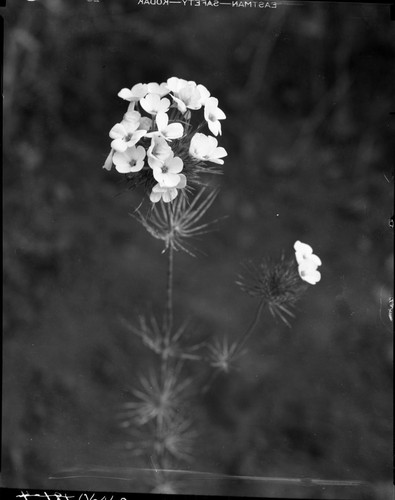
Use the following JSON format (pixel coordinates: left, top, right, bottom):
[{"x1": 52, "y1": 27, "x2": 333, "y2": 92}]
[
  {"x1": 129, "y1": 159, "x2": 137, "y2": 167},
  {"x1": 161, "y1": 166, "x2": 169, "y2": 174}
]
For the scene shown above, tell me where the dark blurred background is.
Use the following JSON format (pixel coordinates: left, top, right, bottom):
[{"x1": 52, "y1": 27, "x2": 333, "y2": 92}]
[{"x1": 2, "y1": 0, "x2": 394, "y2": 498}]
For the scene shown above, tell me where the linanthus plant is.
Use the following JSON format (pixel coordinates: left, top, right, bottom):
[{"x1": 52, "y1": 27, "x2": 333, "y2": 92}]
[{"x1": 103, "y1": 77, "x2": 322, "y2": 493}]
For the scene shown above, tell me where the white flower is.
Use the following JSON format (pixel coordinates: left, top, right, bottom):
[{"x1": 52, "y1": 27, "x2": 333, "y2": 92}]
[
  {"x1": 113, "y1": 145, "x2": 146, "y2": 174},
  {"x1": 167, "y1": 77, "x2": 209, "y2": 113},
  {"x1": 147, "y1": 112, "x2": 184, "y2": 141},
  {"x1": 189, "y1": 133, "x2": 227, "y2": 165},
  {"x1": 147, "y1": 135, "x2": 173, "y2": 169},
  {"x1": 166, "y1": 76, "x2": 189, "y2": 94},
  {"x1": 294, "y1": 240, "x2": 322, "y2": 284},
  {"x1": 150, "y1": 174, "x2": 187, "y2": 203},
  {"x1": 172, "y1": 82, "x2": 202, "y2": 113},
  {"x1": 204, "y1": 97, "x2": 226, "y2": 136},
  {"x1": 140, "y1": 93, "x2": 171, "y2": 115},
  {"x1": 109, "y1": 120, "x2": 147, "y2": 153},
  {"x1": 151, "y1": 152, "x2": 184, "y2": 188},
  {"x1": 147, "y1": 82, "x2": 169, "y2": 97},
  {"x1": 118, "y1": 83, "x2": 148, "y2": 102}
]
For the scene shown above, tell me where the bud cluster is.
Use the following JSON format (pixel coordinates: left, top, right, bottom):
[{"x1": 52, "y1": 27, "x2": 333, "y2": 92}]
[{"x1": 103, "y1": 77, "x2": 227, "y2": 203}]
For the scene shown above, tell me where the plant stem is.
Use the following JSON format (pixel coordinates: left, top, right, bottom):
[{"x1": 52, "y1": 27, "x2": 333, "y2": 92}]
[
  {"x1": 155, "y1": 244, "x2": 175, "y2": 474},
  {"x1": 234, "y1": 299, "x2": 265, "y2": 356},
  {"x1": 202, "y1": 300, "x2": 265, "y2": 394},
  {"x1": 165, "y1": 244, "x2": 174, "y2": 341}
]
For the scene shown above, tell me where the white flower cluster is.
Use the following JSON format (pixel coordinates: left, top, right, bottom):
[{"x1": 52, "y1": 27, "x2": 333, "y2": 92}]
[
  {"x1": 103, "y1": 77, "x2": 227, "y2": 203},
  {"x1": 294, "y1": 240, "x2": 322, "y2": 285}
]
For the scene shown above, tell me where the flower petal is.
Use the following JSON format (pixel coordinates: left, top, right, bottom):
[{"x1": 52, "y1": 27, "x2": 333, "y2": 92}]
[
  {"x1": 130, "y1": 83, "x2": 148, "y2": 99},
  {"x1": 118, "y1": 88, "x2": 134, "y2": 101},
  {"x1": 207, "y1": 157, "x2": 224, "y2": 165},
  {"x1": 197, "y1": 84, "x2": 210, "y2": 105},
  {"x1": 308, "y1": 254, "x2": 322, "y2": 267},
  {"x1": 115, "y1": 162, "x2": 132, "y2": 174},
  {"x1": 176, "y1": 173, "x2": 187, "y2": 189},
  {"x1": 299, "y1": 267, "x2": 321, "y2": 285},
  {"x1": 135, "y1": 145, "x2": 146, "y2": 161},
  {"x1": 158, "y1": 97, "x2": 171, "y2": 113},
  {"x1": 129, "y1": 160, "x2": 144, "y2": 172},
  {"x1": 130, "y1": 129, "x2": 148, "y2": 143},
  {"x1": 207, "y1": 120, "x2": 221, "y2": 136},
  {"x1": 150, "y1": 188, "x2": 162, "y2": 203},
  {"x1": 172, "y1": 96, "x2": 187, "y2": 114},
  {"x1": 111, "y1": 137, "x2": 128, "y2": 152},
  {"x1": 123, "y1": 110, "x2": 141, "y2": 125},
  {"x1": 294, "y1": 240, "x2": 313, "y2": 254},
  {"x1": 211, "y1": 146, "x2": 227, "y2": 159},
  {"x1": 165, "y1": 156, "x2": 184, "y2": 174},
  {"x1": 102, "y1": 149, "x2": 114, "y2": 170},
  {"x1": 147, "y1": 136, "x2": 173, "y2": 169},
  {"x1": 167, "y1": 77, "x2": 187, "y2": 94},
  {"x1": 164, "y1": 122, "x2": 184, "y2": 140},
  {"x1": 139, "y1": 117, "x2": 153, "y2": 131},
  {"x1": 109, "y1": 123, "x2": 126, "y2": 139},
  {"x1": 162, "y1": 188, "x2": 177, "y2": 203},
  {"x1": 147, "y1": 82, "x2": 169, "y2": 96},
  {"x1": 154, "y1": 170, "x2": 180, "y2": 188},
  {"x1": 140, "y1": 94, "x2": 158, "y2": 114},
  {"x1": 156, "y1": 112, "x2": 169, "y2": 131},
  {"x1": 215, "y1": 108, "x2": 226, "y2": 120}
]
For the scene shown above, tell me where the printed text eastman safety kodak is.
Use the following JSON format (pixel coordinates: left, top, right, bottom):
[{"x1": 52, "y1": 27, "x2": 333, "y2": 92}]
[{"x1": 137, "y1": 0, "x2": 277, "y2": 8}]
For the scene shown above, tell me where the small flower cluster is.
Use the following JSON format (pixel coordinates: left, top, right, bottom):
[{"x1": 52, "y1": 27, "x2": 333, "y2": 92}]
[
  {"x1": 236, "y1": 241, "x2": 322, "y2": 326},
  {"x1": 103, "y1": 77, "x2": 227, "y2": 203},
  {"x1": 236, "y1": 255, "x2": 307, "y2": 326},
  {"x1": 294, "y1": 240, "x2": 322, "y2": 285}
]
